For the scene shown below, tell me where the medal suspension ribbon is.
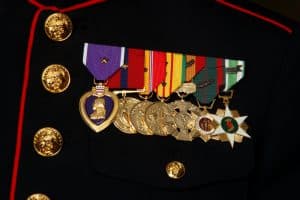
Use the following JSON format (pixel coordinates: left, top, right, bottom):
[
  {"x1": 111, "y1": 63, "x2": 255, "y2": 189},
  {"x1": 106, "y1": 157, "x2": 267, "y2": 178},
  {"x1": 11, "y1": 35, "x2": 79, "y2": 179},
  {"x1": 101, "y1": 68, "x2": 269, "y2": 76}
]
[
  {"x1": 156, "y1": 53, "x2": 210, "y2": 98},
  {"x1": 108, "y1": 48, "x2": 145, "y2": 89},
  {"x1": 83, "y1": 43, "x2": 145, "y2": 89},
  {"x1": 142, "y1": 50, "x2": 167, "y2": 94},
  {"x1": 11, "y1": 1, "x2": 107, "y2": 200},
  {"x1": 156, "y1": 53, "x2": 185, "y2": 98},
  {"x1": 193, "y1": 57, "x2": 224, "y2": 104}
]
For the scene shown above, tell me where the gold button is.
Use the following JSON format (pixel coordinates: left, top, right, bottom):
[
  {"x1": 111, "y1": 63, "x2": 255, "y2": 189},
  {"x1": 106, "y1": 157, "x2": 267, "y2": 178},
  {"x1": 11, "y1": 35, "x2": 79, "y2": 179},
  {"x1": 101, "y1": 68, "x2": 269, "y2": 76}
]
[
  {"x1": 166, "y1": 161, "x2": 185, "y2": 179},
  {"x1": 33, "y1": 127, "x2": 63, "y2": 157},
  {"x1": 44, "y1": 13, "x2": 73, "y2": 41},
  {"x1": 41, "y1": 64, "x2": 71, "y2": 93},
  {"x1": 27, "y1": 193, "x2": 50, "y2": 200}
]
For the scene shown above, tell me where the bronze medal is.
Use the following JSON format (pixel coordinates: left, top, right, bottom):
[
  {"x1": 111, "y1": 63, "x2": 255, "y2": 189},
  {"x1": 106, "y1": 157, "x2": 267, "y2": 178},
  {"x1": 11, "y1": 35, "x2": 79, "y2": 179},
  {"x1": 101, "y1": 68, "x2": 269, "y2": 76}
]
[
  {"x1": 193, "y1": 99, "x2": 219, "y2": 142},
  {"x1": 130, "y1": 100, "x2": 154, "y2": 135},
  {"x1": 145, "y1": 101, "x2": 177, "y2": 136},
  {"x1": 196, "y1": 115, "x2": 215, "y2": 134},
  {"x1": 41, "y1": 64, "x2": 70, "y2": 93},
  {"x1": 113, "y1": 97, "x2": 141, "y2": 134},
  {"x1": 169, "y1": 100, "x2": 200, "y2": 141},
  {"x1": 27, "y1": 193, "x2": 50, "y2": 200},
  {"x1": 44, "y1": 13, "x2": 73, "y2": 41},
  {"x1": 195, "y1": 113, "x2": 217, "y2": 142},
  {"x1": 33, "y1": 127, "x2": 63, "y2": 157}
]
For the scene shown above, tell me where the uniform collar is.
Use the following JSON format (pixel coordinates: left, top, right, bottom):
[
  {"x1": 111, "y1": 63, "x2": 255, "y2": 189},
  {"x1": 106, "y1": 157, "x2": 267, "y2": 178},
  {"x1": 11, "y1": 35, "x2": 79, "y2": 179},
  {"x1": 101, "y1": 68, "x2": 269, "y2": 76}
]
[
  {"x1": 35, "y1": 0, "x2": 221, "y2": 8},
  {"x1": 36, "y1": 0, "x2": 98, "y2": 8}
]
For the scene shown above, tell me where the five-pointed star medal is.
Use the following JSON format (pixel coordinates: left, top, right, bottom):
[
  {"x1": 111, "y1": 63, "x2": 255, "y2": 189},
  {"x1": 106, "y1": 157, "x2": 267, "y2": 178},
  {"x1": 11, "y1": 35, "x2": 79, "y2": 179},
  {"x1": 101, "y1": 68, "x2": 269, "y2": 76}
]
[{"x1": 212, "y1": 105, "x2": 250, "y2": 148}]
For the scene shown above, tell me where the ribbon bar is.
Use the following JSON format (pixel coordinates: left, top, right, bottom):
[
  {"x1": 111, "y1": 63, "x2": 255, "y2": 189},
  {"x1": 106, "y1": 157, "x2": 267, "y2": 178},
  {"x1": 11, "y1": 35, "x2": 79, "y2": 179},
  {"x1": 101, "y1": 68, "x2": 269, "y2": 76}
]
[{"x1": 82, "y1": 43, "x2": 245, "y2": 99}]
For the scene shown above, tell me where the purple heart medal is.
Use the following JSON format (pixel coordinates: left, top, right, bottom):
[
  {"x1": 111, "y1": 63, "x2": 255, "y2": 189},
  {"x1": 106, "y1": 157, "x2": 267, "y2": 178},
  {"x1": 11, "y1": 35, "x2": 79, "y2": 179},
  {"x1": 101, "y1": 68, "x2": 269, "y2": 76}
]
[{"x1": 79, "y1": 43, "x2": 122, "y2": 133}]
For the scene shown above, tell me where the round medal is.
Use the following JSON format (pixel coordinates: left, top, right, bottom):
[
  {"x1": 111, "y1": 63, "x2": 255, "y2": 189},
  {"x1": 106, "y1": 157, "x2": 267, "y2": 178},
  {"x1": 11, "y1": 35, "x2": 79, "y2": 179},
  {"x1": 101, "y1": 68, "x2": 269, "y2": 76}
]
[
  {"x1": 195, "y1": 115, "x2": 216, "y2": 135},
  {"x1": 221, "y1": 116, "x2": 239, "y2": 133},
  {"x1": 130, "y1": 101, "x2": 154, "y2": 135},
  {"x1": 113, "y1": 97, "x2": 140, "y2": 134},
  {"x1": 145, "y1": 101, "x2": 176, "y2": 136}
]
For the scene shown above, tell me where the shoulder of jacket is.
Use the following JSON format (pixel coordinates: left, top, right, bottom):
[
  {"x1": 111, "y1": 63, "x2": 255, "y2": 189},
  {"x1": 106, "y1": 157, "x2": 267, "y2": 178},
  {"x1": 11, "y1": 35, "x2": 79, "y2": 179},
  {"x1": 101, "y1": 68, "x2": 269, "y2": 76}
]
[{"x1": 216, "y1": 0, "x2": 296, "y2": 35}]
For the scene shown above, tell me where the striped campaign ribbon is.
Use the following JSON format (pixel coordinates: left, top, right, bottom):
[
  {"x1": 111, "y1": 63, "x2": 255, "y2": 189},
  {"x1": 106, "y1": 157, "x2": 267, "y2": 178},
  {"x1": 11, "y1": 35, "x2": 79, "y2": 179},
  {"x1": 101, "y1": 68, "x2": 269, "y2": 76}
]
[
  {"x1": 224, "y1": 59, "x2": 245, "y2": 91},
  {"x1": 83, "y1": 43, "x2": 245, "y2": 99}
]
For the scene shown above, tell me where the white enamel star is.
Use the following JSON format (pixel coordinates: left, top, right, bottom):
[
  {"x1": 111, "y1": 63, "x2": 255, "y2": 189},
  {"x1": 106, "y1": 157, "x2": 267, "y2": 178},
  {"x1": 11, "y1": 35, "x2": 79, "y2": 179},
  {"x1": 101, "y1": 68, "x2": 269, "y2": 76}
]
[{"x1": 212, "y1": 105, "x2": 250, "y2": 148}]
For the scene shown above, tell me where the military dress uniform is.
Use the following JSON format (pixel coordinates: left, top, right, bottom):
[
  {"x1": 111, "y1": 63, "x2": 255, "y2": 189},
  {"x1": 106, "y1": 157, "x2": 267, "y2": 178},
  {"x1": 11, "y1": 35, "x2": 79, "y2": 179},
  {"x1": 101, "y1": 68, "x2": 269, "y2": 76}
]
[{"x1": 2, "y1": 0, "x2": 300, "y2": 199}]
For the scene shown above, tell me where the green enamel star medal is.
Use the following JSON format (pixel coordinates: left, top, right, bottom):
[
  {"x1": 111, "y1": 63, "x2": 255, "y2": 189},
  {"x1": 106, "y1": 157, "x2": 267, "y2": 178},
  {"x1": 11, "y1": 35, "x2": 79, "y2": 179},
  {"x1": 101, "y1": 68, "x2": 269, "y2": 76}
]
[{"x1": 211, "y1": 91, "x2": 250, "y2": 148}]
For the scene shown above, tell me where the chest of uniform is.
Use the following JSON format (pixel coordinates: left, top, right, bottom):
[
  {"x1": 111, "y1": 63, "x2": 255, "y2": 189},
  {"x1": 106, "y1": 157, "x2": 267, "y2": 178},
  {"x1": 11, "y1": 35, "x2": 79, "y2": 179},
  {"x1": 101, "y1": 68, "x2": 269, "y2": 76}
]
[{"x1": 14, "y1": 1, "x2": 290, "y2": 199}]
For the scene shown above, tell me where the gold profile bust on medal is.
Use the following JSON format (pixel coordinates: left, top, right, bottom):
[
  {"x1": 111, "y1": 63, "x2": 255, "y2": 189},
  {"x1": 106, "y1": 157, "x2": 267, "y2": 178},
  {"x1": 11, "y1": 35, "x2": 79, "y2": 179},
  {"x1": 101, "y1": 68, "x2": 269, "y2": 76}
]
[
  {"x1": 44, "y1": 13, "x2": 73, "y2": 41},
  {"x1": 41, "y1": 64, "x2": 71, "y2": 93},
  {"x1": 79, "y1": 82, "x2": 119, "y2": 133},
  {"x1": 33, "y1": 127, "x2": 63, "y2": 157}
]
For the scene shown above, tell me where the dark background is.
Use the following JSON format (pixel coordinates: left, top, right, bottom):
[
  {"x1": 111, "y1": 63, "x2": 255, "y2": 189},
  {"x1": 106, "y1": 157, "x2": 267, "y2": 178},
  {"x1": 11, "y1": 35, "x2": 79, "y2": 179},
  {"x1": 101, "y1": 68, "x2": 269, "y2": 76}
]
[
  {"x1": 1, "y1": 1, "x2": 299, "y2": 199},
  {"x1": 252, "y1": 0, "x2": 300, "y2": 22}
]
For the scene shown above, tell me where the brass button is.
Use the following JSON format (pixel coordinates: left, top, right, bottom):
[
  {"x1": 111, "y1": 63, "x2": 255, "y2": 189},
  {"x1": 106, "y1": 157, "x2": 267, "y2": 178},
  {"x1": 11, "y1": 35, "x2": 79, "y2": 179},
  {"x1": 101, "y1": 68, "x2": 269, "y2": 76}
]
[
  {"x1": 166, "y1": 161, "x2": 185, "y2": 179},
  {"x1": 44, "y1": 12, "x2": 73, "y2": 41},
  {"x1": 33, "y1": 127, "x2": 63, "y2": 157},
  {"x1": 41, "y1": 64, "x2": 71, "y2": 93},
  {"x1": 27, "y1": 193, "x2": 50, "y2": 200}
]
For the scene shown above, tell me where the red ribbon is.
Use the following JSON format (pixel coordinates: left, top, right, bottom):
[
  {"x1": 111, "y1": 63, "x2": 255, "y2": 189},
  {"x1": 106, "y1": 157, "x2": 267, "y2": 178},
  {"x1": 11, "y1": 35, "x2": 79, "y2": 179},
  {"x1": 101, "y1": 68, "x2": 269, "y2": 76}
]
[
  {"x1": 108, "y1": 48, "x2": 145, "y2": 89},
  {"x1": 152, "y1": 51, "x2": 167, "y2": 91}
]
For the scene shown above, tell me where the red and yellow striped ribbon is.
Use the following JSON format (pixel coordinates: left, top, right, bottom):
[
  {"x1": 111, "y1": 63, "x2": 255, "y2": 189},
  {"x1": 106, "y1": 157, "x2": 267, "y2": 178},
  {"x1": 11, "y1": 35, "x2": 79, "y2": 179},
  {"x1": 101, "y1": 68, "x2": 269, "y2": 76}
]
[
  {"x1": 142, "y1": 50, "x2": 167, "y2": 95},
  {"x1": 156, "y1": 53, "x2": 184, "y2": 98}
]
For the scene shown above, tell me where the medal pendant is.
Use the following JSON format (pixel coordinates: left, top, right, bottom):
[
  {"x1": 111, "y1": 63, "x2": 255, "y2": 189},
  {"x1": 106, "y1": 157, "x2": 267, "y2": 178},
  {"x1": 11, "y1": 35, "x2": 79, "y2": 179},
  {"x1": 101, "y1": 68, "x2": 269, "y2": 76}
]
[
  {"x1": 195, "y1": 109, "x2": 217, "y2": 142},
  {"x1": 79, "y1": 83, "x2": 119, "y2": 133},
  {"x1": 169, "y1": 100, "x2": 200, "y2": 141},
  {"x1": 145, "y1": 99, "x2": 177, "y2": 137},
  {"x1": 211, "y1": 92, "x2": 250, "y2": 148},
  {"x1": 194, "y1": 99, "x2": 218, "y2": 142},
  {"x1": 130, "y1": 98, "x2": 154, "y2": 136},
  {"x1": 214, "y1": 109, "x2": 248, "y2": 143},
  {"x1": 113, "y1": 96, "x2": 141, "y2": 134}
]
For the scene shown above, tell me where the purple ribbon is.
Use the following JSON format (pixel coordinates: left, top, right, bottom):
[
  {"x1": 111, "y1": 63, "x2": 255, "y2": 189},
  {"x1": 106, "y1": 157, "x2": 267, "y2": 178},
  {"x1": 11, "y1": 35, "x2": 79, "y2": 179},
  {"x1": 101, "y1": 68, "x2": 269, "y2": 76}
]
[{"x1": 83, "y1": 43, "x2": 124, "y2": 81}]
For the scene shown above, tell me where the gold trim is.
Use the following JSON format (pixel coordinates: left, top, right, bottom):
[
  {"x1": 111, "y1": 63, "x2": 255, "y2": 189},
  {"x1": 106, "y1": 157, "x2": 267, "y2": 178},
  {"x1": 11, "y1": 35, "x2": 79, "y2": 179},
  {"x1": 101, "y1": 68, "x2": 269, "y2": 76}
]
[{"x1": 79, "y1": 87, "x2": 119, "y2": 133}]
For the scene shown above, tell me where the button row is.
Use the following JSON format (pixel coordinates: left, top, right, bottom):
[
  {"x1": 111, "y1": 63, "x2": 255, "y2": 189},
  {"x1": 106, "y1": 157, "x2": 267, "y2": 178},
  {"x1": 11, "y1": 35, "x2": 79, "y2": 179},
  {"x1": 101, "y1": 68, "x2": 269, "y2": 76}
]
[
  {"x1": 29, "y1": 11, "x2": 186, "y2": 199},
  {"x1": 28, "y1": 12, "x2": 73, "y2": 199}
]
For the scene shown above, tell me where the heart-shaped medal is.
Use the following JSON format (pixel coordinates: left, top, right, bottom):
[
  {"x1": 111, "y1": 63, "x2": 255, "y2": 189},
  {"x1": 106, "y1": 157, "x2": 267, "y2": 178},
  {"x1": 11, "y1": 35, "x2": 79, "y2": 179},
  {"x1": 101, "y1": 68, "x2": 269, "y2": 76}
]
[{"x1": 79, "y1": 85, "x2": 119, "y2": 133}]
